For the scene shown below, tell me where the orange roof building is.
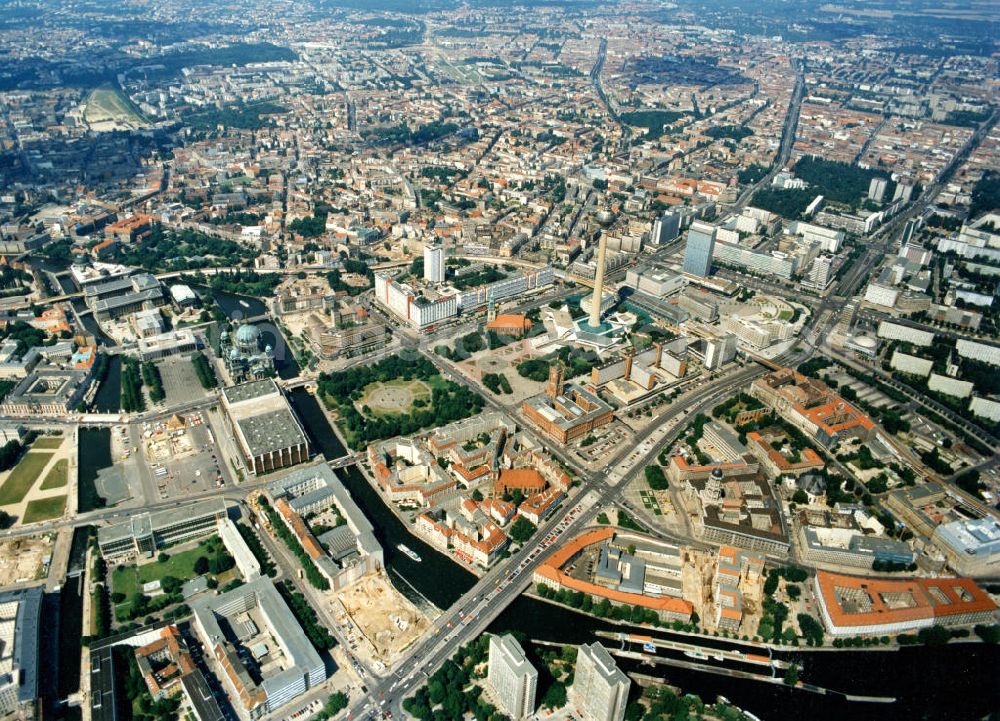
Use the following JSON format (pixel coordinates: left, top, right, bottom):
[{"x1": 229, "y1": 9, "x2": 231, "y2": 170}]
[
  {"x1": 107, "y1": 213, "x2": 153, "y2": 243},
  {"x1": 134, "y1": 625, "x2": 198, "y2": 700},
  {"x1": 814, "y1": 570, "x2": 997, "y2": 636},
  {"x1": 751, "y1": 368, "x2": 875, "y2": 447},
  {"x1": 452, "y1": 521, "x2": 509, "y2": 567},
  {"x1": 518, "y1": 488, "x2": 565, "y2": 525},
  {"x1": 746, "y1": 431, "x2": 825, "y2": 478},
  {"x1": 485, "y1": 313, "x2": 532, "y2": 336},
  {"x1": 415, "y1": 511, "x2": 453, "y2": 551},
  {"x1": 92, "y1": 237, "x2": 120, "y2": 258},
  {"x1": 274, "y1": 498, "x2": 325, "y2": 560},
  {"x1": 495, "y1": 468, "x2": 547, "y2": 497},
  {"x1": 533, "y1": 528, "x2": 693, "y2": 622},
  {"x1": 30, "y1": 306, "x2": 71, "y2": 335}
]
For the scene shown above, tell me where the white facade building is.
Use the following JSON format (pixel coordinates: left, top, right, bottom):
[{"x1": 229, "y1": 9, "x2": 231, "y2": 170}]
[
  {"x1": 571, "y1": 643, "x2": 630, "y2": 721},
  {"x1": 877, "y1": 321, "x2": 934, "y2": 347},
  {"x1": 863, "y1": 283, "x2": 899, "y2": 309},
  {"x1": 712, "y1": 240, "x2": 797, "y2": 279},
  {"x1": 217, "y1": 517, "x2": 262, "y2": 582},
  {"x1": 890, "y1": 351, "x2": 933, "y2": 378},
  {"x1": 970, "y1": 396, "x2": 1000, "y2": 422},
  {"x1": 423, "y1": 245, "x2": 445, "y2": 283},
  {"x1": 807, "y1": 254, "x2": 834, "y2": 288},
  {"x1": 788, "y1": 221, "x2": 845, "y2": 253},
  {"x1": 487, "y1": 635, "x2": 537, "y2": 720},
  {"x1": 928, "y1": 373, "x2": 974, "y2": 399},
  {"x1": 374, "y1": 272, "x2": 458, "y2": 331},
  {"x1": 956, "y1": 339, "x2": 1000, "y2": 367}
]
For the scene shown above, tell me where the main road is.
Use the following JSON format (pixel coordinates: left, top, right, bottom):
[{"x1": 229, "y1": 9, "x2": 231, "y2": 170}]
[
  {"x1": 342, "y1": 278, "x2": 851, "y2": 720},
  {"x1": 732, "y1": 62, "x2": 804, "y2": 209},
  {"x1": 343, "y1": 349, "x2": 789, "y2": 720}
]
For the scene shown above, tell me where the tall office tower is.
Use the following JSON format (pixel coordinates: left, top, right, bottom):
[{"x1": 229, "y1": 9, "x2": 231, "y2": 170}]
[
  {"x1": 571, "y1": 643, "x2": 631, "y2": 721},
  {"x1": 487, "y1": 634, "x2": 538, "y2": 720},
  {"x1": 809, "y1": 254, "x2": 834, "y2": 288},
  {"x1": 651, "y1": 211, "x2": 681, "y2": 246},
  {"x1": 900, "y1": 218, "x2": 919, "y2": 246},
  {"x1": 682, "y1": 222, "x2": 717, "y2": 277},
  {"x1": 423, "y1": 245, "x2": 445, "y2": 283},
  {"x1": 893, "y1": 183, "x2": 913, "y2": 204},
  {"x1": 588, "y1": 233, "x2": 610, "y2": 329},
  {"x1": 704, "y1": 334, "x2": 737, "y2": 370}
]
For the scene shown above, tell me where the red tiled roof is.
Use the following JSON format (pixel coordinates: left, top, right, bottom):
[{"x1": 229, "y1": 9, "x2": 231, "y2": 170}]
[
  {"x1": 536, "y1": 528, "x2": 693, "y2": 618},
  {"x1": 815, "y1": 570, "x2": 997, "y2": 628}
]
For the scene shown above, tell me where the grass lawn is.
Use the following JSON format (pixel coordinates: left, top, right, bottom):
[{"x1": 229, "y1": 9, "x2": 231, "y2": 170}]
[
  {"x1": 111, "y1": 542, "x2": 225, "y2": 604},
  {"x1": 426, "y1": 374, "x2": 452, "y2": 393},
  {"x1": 32, "y1": 437, "x2": 64, "y2": 450},
  {"x1": 0, "y1": 453, "x2": 53, "y2": 505},
  {"x1": 84, "y1": 87, "x2": 150, "y2": 128},
  {"x1": 40, "y1": 459, "x2": 69, "y2": 490},
  {"x1": 22, "y1": 495, "x2": 66, "y2": 523}
]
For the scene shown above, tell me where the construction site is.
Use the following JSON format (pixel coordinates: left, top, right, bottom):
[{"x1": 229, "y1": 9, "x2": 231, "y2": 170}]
[
  {"x1": 0, "y1": 534, "x2": 55, "y2": 586},
  {"x1": 141, "y1": 414, "x2": 198, "y2": 463},
  {"x1": 333, "y1": 574, "x2": 430, "y2": 668}
]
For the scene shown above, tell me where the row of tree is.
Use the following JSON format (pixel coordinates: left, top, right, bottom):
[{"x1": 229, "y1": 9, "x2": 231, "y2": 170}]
[
  {"x1": 260, "y1": 498, "x2": 329, "y2": 590},
  {"x1": 192, "y1": 352, "x2": 218, "y2": 389},
  {"x1": 276, "y1": 581, "x2": 336, "y2": 651},
  {"x1": 120, "y1": 357, "x2": 145, "y2": 413},
  {"x1": 141, "y1": 362, "x2": 165, "y2": 404}
]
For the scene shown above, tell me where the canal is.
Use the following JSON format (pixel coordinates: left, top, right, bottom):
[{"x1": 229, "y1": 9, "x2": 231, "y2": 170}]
[
  {"x1": 55, "y1": 273, "x2": 77, "y2": 295},
  {"x1": 288, "y1": 388, "x2": 476, "y2": 609},
  {"x1": 73, "y1": 300, "x2": 116, "y2": 348},
  {"x1": 285, "y1": 389, "x2": 1000, "y2": 721},
  {"x1": 90, "y1": 355, "x2": 122, "y2": 413},
  {"x1": 77, "y1": 427, "x2": 112, "y2": 512}
]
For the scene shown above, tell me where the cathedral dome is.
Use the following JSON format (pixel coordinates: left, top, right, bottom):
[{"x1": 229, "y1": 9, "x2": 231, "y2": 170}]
[{"x1": 235, "y1": 323, "x2": 261, "y2": 346}]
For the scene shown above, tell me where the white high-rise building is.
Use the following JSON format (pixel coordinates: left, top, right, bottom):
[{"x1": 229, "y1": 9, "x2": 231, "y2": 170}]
[
  {"x1": 705, "y1": 334, "x2": 737, "y2": 370},
  {"x1": 424, "y1": 245, "x2": 445, "y2": 283},
  {"x1": 808, "y1": 254, "x2": 834, "y2": 288},
  {"x1": 868, "y1": 177, "x2": 888, "y2": 203},
  {"x1": 571, "y1": 643, "x2": 630, "y2": 721},
  {"x1": 487, "y1": 635, "x2": 537, "y2": 720},
  {"x1": 651, "y1": 212, "x2": 681, "y2": 246}
]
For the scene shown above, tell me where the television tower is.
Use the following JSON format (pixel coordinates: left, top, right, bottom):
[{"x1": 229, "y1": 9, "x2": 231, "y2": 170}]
[{"x1": 588, "y1": 232, "x2": 608, "y2": 329}]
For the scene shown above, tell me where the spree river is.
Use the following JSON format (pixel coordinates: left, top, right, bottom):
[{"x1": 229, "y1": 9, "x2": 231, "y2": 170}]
[{"x1": 291, "y1": 388, "x2": 999, "y2": 721}]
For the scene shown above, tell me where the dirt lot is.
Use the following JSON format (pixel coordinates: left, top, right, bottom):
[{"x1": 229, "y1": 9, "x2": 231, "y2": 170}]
[
  {"x1": 0, "y1": 534, "x2": 55, "y2": 586},
  {"x1": 336, "y1": 575, "x2": 430, "y2": 664}
]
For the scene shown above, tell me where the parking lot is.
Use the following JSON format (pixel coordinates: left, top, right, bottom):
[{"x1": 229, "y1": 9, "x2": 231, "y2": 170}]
[
  {"x1": 140, "y1": 414, "x2": 227, "y2": 500},
  {"x1": 576, "y1": 420, "x2": 632, "y2": 466}
]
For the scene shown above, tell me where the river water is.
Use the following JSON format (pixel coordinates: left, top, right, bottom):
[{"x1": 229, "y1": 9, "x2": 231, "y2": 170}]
[
  {"x1": 90, "y1": 355, "x2": 122, "y2": 413},
  {"x1": 77, "y1": 427, "x2": 112, "y2": 512},
  {"x1": 288, "y1": 388, "x2": 476, "y2": 608}
]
